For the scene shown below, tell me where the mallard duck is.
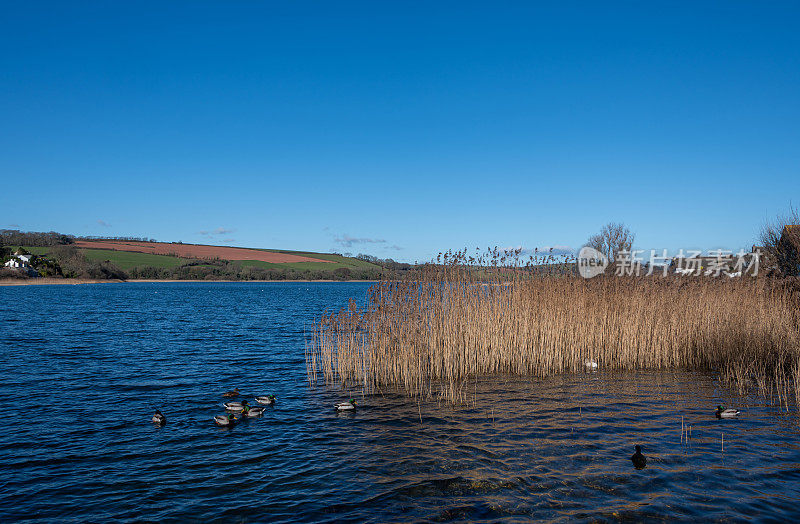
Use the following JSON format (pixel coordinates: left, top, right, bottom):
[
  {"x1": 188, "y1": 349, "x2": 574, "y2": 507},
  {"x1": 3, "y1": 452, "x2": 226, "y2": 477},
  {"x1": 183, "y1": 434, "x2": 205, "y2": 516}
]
[
  {"x1": 631, "y1": 445, "x2": 646, "y2": 469},
  {"x1": 214, "y1": 413, "x2": 236, "y2": 426},
  {"x1": 715, "y1": 405, "x2": 740, "y2": 419},
  {"x1": 335, "y1": 399, "x2": 357, "y2": 411},
  {"x1": 152, "y1": 410, "x2": 166, "y2": 425},
  {"x1": 255, "y1": 395, "x2": 276, "y2": 405},
  {"x1": 223, "y1": 401, "x2": 245, "y2": 411},
  {"x1": 222, "y1": 387, "x2": 240, "y2": 398},
  {"x1": 241, "y1": 406, "x2": 266, "y2": 417},
  {"x1": 584, "y1": 359, "x2": 598, "y2": 369}
]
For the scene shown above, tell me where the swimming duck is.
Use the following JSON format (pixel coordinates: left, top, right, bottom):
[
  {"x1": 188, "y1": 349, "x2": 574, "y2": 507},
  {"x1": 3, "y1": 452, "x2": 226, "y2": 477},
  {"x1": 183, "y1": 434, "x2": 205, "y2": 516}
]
[
  {"x1": 715, "y1": 406, "x2": 740, "y2": 419},
  {"x1": 222, "y1": 387, "x2": 240, "y2": 398},
  {"x1": 214, "y1": 413, "x2": 236, "y2": 426},
  {"x1": 241, "y1": 406, "x2": 266, "y2": 417},
  {"x1": 335, "y1": 399, "x2": 357, "y2": 411},
  {"x1": 631, "y1": 445, "x2": 646, "y2": 469},
  {"x1": 152, "y1": 410, "x2": 166, "y2": 425},
  {"x1": 223, "y1": 401, "x2": 245, "y2": 411},
  {"x1": 255, "y1": 395, "x2": 276, "y2": 405}
]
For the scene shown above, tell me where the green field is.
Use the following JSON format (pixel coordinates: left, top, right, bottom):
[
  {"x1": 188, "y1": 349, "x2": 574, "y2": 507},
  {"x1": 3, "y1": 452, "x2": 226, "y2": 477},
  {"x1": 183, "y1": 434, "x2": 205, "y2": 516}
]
[
  {"x1": 80, "y1": 249, "x2": 189, "y2": 269},
  {"x1": 15, "y1": 246, "x2": 192, "y2": 270},
  {"x1": 276, "y1": 252, "x2": 382, "y2": 268},
  {"x1": 11, "y1": 246, "x2": 50, "y2": 256},
  {"x1": 237, "y1": 251, "x2": 381, "y2": 271},
  {"x1": 251, "y1": 248, "x2": 384, "y2": 269}
]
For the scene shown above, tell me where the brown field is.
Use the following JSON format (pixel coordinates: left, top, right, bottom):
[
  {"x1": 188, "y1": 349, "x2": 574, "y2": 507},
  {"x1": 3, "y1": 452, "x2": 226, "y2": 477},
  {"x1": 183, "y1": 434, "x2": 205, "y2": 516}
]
[{"x1": 74, "y1": 240, "x2": 333, "y2": 264}]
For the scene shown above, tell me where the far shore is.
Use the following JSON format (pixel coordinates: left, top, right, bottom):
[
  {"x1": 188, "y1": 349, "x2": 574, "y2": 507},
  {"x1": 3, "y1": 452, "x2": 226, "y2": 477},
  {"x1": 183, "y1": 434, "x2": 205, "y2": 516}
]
[{"x1": 0, "y1": 278, "x2": 378, "y2": 286}]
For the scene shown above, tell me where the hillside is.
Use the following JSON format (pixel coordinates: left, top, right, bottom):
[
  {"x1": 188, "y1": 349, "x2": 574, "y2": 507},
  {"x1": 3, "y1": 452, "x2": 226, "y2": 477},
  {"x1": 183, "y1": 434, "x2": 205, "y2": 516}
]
[{"x1": 4, "y1": 235, "x2": 391, "y2": 281}]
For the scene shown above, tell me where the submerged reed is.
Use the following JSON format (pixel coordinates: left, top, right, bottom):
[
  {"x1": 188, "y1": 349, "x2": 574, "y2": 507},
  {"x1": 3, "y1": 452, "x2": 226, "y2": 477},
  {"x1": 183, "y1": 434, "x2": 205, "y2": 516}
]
[{"x1": 306, "y1": 250, "x2": 800, "y2": 404}]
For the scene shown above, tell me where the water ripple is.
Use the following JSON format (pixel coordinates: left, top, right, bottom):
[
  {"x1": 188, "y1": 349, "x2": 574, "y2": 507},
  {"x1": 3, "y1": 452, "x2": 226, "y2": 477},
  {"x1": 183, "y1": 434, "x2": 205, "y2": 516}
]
[{"x1": 2, "y1": 282, "x2": 800, "y2": 522}]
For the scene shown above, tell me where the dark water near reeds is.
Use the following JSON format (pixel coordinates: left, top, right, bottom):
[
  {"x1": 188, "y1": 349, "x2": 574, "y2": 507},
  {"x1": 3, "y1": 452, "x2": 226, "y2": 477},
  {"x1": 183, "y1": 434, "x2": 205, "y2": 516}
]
[{"x1": 2, "y1": 282, "x2": 800, "y2": 522}]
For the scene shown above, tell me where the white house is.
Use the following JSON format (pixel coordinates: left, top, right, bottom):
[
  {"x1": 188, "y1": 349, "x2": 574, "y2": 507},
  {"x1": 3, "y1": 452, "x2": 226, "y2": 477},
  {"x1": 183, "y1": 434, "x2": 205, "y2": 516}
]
[{"x1": 4, "y1": 255, "x2": 32, "y2": 268}]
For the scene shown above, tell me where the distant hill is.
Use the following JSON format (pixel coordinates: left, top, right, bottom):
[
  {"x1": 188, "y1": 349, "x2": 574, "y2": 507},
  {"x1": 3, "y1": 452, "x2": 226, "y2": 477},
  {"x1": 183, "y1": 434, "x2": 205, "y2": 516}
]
[
  {"x1": 70, "y1": 240, "x2": 384, "y2": 275},
  {"x1": 1, "y1": 231, "x2": 397, "y2": 281}
]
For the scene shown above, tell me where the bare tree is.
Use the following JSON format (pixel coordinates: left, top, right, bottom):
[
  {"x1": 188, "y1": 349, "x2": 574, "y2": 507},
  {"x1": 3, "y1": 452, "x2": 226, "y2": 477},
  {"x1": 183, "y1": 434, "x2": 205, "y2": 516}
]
[
  {"x1": 758, "y1": 204, "x2": 800, "y2": 276},
  {"x1": 586, "y1": 222, "x2": 635, "y2": 262}
]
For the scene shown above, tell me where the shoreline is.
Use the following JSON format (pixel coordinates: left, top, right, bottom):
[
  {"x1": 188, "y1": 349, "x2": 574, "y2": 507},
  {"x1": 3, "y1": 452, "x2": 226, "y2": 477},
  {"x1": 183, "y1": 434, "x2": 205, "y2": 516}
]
[{"x1": 0, "y1": 278, "x2": 378, "y2": 286}]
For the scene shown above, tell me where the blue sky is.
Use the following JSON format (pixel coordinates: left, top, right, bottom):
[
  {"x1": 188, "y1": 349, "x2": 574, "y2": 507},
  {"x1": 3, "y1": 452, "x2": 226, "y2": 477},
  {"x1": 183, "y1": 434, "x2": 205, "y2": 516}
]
[{"x1": 2, "y1": 2, "x2": 798, "y2": 262}]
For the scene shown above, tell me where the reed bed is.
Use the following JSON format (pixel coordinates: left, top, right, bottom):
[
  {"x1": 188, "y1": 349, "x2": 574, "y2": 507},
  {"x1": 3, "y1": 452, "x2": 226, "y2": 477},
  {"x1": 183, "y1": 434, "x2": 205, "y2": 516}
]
[{"x1": 306, "y1": 250, "x2": 800, "y2": 404}]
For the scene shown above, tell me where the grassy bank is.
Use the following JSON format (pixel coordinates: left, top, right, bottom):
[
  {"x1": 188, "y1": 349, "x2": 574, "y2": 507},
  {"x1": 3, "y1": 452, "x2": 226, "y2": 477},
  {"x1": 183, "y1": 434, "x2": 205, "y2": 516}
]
[{"x1": 306, "y1": 255, "x2": 800, "y2": 405}]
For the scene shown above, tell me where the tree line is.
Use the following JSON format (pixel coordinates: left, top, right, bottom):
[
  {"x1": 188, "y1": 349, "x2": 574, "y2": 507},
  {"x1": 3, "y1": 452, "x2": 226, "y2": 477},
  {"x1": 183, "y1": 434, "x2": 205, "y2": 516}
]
[
  {"x1": 0, "y1": 245, "x2": 128, "y2": 280},
  {"x1": 0, "y1": 229, "x2": 75, "y2": 247},
  {"x1": 125, "y1": 260, "x2": 393, "y2": 281}
]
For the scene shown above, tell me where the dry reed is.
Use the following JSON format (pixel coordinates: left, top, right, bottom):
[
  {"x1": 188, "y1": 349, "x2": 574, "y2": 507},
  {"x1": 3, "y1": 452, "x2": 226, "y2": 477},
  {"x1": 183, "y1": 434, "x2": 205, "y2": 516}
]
[{"x1": 306, "y1": 249, "x2": 800, "y2": 404}]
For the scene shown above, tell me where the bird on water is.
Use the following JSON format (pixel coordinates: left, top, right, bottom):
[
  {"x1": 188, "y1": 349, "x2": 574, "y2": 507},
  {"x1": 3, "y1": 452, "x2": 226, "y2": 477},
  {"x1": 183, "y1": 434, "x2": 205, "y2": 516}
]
[
  {"x1": 222, "y1": 387, "x2": 240, "y2": 398},
  {"x1": 152, "y1": 410, "x2": 166, "y2": 425},
  {"x1": 715, "y1": 406, "x2": 740, "y2": 419},
  {"x1": 336, "y1": 399, "x2": 357, "y2": 411},
  {"x1": 631, "y1": 445, "x2": 646, "y2": 469},
  {"x1": 214, "y1": 413, "x2": 236, "y2": 426}
]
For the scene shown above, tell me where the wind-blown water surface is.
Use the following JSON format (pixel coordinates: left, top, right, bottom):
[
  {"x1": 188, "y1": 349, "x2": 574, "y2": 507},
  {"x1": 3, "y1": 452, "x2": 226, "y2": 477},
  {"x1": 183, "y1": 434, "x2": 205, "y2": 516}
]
[{"x1": 1, "y1": 282, "x2": 799, "y2": 522}]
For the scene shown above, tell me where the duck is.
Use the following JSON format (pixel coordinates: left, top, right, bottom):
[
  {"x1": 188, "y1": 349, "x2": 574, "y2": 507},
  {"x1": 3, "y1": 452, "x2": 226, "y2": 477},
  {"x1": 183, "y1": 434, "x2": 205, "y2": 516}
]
[
  {"x1": 239, "y1": 400, "x2": 253, "y2": 416},
  {"x1": 335, "y1": 399, "x2": 357, "y2": 411},
  {"x1": 715, "y1": 405, "x2": 740, "y2": 419},
  {"x1": 214, "y1": 413, "x2": 236, "y2": 426},
  {"x1": 222, "y1": 387, "x2": 240, "y2": 398},
  {"x1": 631, "y1": 445, "x2": 646, "y2": 469},
  {"x1": 151, "y1": 410, "x2": 166, "y2": 425},
  {"x1": 241, "y1": 406, "x2": 266, "y2": 417},
  {"x1": 584, "y1": 359, "x2": 598, "y2": 369},
  {"x1": 223, "y1": 401, "x2": 245, "y2": 411},
  {"x1": 255, "y1": 395, "x2": 276, "y2": 405}
]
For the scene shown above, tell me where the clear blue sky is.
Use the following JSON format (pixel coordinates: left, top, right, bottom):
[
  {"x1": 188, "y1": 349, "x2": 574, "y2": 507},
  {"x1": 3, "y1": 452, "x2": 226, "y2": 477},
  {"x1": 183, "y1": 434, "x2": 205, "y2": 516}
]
[{"x1": 2, "y1": 2, "x2": 798, "y2": 262}]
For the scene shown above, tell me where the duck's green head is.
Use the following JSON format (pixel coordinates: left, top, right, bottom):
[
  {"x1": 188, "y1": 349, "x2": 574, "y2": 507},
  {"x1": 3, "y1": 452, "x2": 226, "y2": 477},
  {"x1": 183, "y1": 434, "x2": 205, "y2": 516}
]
[{"x1": 717, "y1": 405, "x2": 723, "y2": 410}]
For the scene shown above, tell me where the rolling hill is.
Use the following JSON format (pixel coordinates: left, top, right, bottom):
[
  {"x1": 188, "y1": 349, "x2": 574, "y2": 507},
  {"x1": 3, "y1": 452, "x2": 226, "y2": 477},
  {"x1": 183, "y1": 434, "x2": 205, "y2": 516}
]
[{"x1": 10, "y1": 239, "x2": 387, "y2": 280}]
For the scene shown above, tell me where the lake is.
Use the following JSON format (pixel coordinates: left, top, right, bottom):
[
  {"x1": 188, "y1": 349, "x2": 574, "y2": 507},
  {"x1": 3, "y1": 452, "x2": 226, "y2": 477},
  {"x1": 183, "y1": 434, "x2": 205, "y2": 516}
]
[{"x1": 2, "y1": 282, "x2": 799, "y2": 522}]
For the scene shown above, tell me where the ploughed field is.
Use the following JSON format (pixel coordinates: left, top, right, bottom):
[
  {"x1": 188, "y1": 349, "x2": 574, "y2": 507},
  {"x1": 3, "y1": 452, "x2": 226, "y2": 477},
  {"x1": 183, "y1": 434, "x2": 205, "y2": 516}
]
[{"x1": 73, "y1": 240, "x2": 334, "y2": 264}]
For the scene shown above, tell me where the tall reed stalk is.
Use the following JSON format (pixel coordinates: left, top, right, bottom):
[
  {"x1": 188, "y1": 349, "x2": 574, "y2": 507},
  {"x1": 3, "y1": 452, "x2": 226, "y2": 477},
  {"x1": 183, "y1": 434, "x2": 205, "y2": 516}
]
[{"x1": 306, "y1": 250, "x2": 800, "y2": 404}]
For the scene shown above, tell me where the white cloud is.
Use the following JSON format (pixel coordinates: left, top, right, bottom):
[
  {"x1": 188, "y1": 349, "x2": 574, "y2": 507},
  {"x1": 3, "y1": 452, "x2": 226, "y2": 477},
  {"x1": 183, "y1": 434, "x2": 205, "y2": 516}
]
[
  {"x1": 199, "y1": 227, "x2": 235, "y2": 236},
  {"x1": 334, "y1": 234, "x2": 387, "y2": 247}
]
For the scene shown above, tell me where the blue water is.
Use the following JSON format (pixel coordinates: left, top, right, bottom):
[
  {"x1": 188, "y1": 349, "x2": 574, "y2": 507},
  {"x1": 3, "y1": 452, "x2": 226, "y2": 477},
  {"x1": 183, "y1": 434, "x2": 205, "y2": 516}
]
[{"x1": 2, "y1": 282, "x2": 800, "y2": 522}]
